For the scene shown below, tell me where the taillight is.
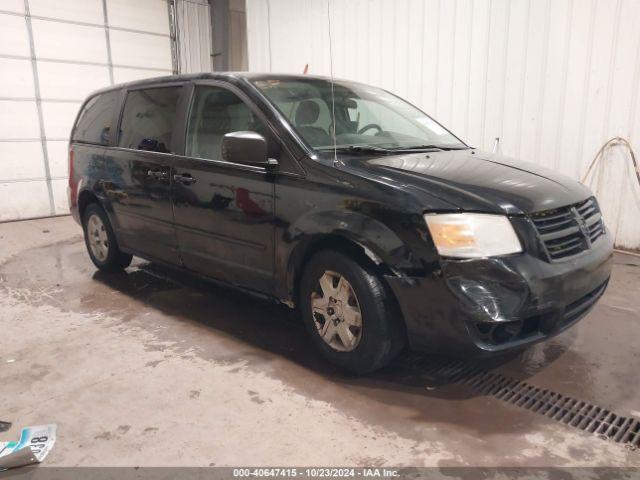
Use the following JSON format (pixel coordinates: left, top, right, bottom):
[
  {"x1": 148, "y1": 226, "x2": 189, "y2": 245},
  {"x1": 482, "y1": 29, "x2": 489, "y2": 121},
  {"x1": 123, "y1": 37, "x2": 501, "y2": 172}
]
[{"x1": 68, "y1": 146, "x2": 78, "y2": 207}]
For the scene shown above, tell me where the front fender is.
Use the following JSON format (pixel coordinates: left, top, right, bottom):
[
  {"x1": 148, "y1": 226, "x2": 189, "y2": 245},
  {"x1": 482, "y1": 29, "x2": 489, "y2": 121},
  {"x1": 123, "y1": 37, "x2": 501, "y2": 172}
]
[
  {"x1": 289, "y1": 209, "x2": 407, "y2": 262},
  {"x1": 280, "y1": 208, "x2": 427, "y2": 302}
]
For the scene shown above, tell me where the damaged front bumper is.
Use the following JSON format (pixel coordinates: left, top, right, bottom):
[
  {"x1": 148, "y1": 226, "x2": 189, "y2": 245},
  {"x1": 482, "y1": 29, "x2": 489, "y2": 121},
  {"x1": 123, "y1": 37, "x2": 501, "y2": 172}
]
[{"x1": 386, "y1": 229, "x2": 614, "y2": 356}]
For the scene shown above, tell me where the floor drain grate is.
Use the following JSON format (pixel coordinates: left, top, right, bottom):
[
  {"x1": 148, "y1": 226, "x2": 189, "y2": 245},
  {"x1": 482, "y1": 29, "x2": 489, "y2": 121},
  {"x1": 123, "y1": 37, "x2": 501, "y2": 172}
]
[
  {"x1": 461, "y1": 371, "x2": 640, "y2": 449},
  {"x1": 398, "y1": 355, "x2": 640, "y2": 450}
]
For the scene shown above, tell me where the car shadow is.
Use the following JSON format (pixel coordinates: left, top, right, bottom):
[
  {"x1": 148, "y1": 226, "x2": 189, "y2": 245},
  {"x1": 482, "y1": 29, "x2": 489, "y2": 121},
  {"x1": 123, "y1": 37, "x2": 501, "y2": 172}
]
[
  {"x1": 0, "y1": 235, "x2": 593, "y2": 440},
  {"x1": 91, "y1": 260, "x2": 569, "y2": 400},
  {"x1": 86, "y1": 260, "x2": 583, "y2": 437}
]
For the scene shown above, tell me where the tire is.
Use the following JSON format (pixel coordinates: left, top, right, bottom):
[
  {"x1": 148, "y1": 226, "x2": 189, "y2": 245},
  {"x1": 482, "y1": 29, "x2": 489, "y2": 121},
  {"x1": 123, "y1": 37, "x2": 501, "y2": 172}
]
[
  {"x1": 82, "y1": 203, "x2": 132, "y2": 272},
  {"x1": 299, "y1": 250, "x2": 405, "y2": 374}
]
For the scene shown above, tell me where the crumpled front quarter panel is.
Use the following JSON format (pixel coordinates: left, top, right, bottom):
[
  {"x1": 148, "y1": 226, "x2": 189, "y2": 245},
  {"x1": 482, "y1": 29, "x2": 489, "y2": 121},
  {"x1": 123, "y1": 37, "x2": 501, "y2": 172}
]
[{"x1": 272, "y1": 159, "x2": 449, "y2": 301}]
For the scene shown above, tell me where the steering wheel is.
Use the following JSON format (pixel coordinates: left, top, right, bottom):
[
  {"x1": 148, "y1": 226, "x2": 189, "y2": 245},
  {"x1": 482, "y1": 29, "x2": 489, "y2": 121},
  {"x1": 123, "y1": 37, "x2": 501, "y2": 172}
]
[{"x1": 358, "y1": 123, "x2": 383, "y2": 135}]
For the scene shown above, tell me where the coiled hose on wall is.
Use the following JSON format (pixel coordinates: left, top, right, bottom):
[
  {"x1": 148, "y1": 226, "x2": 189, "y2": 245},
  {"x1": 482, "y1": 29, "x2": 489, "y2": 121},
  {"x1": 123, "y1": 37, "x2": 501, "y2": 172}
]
[
  {"x1": 581, "y1": 137, "x2": 640, "y2": 256},
  {"x1": 581, "y1": 137, "x2": 640, "y2": 186}
]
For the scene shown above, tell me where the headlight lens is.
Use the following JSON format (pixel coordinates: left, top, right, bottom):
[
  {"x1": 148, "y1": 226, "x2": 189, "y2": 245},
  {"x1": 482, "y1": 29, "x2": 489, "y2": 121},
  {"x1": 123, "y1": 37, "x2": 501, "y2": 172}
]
[{"x1": 424, "y1": 213, "x2": 522, "y2": 258}]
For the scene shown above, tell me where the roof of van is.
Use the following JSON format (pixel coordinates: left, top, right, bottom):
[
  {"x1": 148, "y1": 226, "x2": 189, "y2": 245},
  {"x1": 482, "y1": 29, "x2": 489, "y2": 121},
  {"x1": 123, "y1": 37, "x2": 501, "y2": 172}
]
[
  {"x1": 90, "y1": 72, "x2": 354, "y2": 96},
  {"x1": 102, "y1": 72, "x2": 334, "y2": 89}
]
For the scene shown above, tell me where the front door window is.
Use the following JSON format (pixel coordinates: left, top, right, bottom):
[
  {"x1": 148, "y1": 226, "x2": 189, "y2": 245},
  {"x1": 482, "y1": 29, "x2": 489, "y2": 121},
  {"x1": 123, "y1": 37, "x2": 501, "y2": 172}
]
[{"x1": 185, "y1": 86, "x2": 272, "y2": 161}]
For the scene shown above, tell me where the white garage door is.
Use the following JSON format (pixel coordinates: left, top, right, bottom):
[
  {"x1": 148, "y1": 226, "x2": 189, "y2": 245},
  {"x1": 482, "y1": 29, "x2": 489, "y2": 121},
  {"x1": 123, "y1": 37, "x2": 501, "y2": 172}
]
[{"x1": 0, "y1": 0, "x2": 174, "y2": 222}]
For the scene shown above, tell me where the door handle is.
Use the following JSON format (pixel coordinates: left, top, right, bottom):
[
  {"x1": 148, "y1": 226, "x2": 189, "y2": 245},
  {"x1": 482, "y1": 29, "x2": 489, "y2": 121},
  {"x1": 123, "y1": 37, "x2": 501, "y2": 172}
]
[
  {"x1": 173, "y1": 173, "x2": 197, "y2": 185},
  {"x1": 147, "y1": 169, "x2": 169, "y2": 180}
]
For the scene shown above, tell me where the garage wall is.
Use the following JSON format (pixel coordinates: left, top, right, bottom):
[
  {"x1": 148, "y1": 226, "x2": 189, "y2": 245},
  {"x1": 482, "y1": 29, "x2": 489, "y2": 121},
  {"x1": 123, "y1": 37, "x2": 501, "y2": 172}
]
[
  {"x1": 175, "y1": 0, "x2": 212, "y2": 73},
  {"x1": 0, "y1": 0, "x2": 174, "y2": 222},
  {"x1": 229, "y1": 0, "x2": 248, "y2": 70},
  {"x1": 246, "y1": 0, "x2": 640, "y2": 250}
]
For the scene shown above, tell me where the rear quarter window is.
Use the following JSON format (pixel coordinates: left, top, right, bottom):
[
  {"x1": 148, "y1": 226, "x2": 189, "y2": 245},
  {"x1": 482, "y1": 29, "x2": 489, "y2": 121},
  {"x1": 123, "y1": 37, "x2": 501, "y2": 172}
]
[
  {"x1": 117, "y1": 87, "x2": 181, "y2": 153},
  {"x1": 72, "y1": 90, "x2": 121, "y2": 146}
]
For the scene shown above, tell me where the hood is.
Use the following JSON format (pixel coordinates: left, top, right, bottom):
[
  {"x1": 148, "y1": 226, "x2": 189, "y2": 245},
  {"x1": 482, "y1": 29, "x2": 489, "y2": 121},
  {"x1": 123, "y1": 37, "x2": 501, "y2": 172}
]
[{"x1": 357, "y1": 150, "x2": 592, "y2": 215}]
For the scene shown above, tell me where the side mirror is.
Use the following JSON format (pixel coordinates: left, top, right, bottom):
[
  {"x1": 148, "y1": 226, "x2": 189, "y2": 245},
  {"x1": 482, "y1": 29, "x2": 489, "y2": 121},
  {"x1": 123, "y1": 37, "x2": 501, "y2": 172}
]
[{"x1": 221, "y1": 131, "x2": 277, "y2": 168}]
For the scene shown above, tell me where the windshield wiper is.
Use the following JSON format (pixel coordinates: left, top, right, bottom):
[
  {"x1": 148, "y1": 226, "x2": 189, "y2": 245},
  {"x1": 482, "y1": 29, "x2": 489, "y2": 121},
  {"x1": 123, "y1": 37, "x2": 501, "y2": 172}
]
[
  {"x1": 317, "y1": 144, "x2": 470, "y2": 155},
  {"x1": 317, "y1": 145, "x2": 394, "y2": 154},
  {"x1": 386, "y1": 144, "x2": 448, "y2": 152},
  {"x1": 387, "y1": 144, "x2": 472, "y2": 152},
  {"x1": 391, "y1": 144, "x2": 470, "y2": 151}
]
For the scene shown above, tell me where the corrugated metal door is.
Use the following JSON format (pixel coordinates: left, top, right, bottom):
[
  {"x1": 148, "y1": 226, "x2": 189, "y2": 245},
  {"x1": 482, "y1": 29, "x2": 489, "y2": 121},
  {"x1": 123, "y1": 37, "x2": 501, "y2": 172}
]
[
  {"x1": 0, "y1": 0, "x2": 174, "y2": 222},
  {"x1": 175, "y1": 0, "x2": 212, "y2": 73}
]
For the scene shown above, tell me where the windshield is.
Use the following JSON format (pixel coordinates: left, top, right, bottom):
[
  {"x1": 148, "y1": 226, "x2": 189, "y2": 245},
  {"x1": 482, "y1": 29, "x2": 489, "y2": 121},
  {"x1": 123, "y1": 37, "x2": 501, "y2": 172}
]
[{"x1": 251, "y1": 78, "x2": 467, "y2": 154}]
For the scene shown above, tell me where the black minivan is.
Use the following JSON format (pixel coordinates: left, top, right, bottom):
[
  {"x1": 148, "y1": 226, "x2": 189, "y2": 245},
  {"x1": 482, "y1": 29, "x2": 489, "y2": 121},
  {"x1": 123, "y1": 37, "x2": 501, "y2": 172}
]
[{"x1": 69, "y1": 73, "x2": 613, "y2": 373}]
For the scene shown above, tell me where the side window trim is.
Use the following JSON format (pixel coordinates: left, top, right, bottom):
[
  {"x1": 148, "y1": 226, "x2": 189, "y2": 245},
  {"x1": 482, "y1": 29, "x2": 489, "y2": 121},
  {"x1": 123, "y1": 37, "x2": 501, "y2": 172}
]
[
  {"x1": 114, "y1": 82, "x2": 186, "y2": 154},
  {"x1": 172, "y1": 82, "x2": 192, "y2": 156},
  {"x1": 166, "y1": 152, "x2": 271, "y2": 175},
  {"x1": 108, "y1": 88, "x2": 127, "y2": 148}
]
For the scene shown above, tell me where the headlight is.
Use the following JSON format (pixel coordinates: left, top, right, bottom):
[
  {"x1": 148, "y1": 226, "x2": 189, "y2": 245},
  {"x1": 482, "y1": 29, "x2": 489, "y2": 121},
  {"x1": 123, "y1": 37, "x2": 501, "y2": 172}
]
[{"x1": 424, "y1": 213, "x2": 522, "y2": 258}]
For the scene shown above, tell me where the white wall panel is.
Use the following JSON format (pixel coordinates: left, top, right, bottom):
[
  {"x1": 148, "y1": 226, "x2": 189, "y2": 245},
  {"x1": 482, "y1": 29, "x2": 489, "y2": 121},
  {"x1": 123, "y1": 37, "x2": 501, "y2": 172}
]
[
  {"x1": 0, "y1": 100, "x2": 40, "y2": 139},
  {"x1": 0, "y1": 181, "x2": 51, "y2": 221},
  {"x1": 109, "y1": 30, "x2": 172, "y2": 69},
  {"x1": 51, "y1": 178, "x2": 70, "y2": 215},
  {"x1": 0, "y1": 142, "x2": 45, "y2": 180},
  {"x1": 434, "y1": 0, "x2": 456, "y2": 126},
  {"x1": 502, "y1": 0, "x2": 532, "y2": 160},
  {"x1": 41, "y1": 101, "x2": 81, "y2": 139},
  {"x1": 107, "y1": 0, "x2": 170, "y2": 35},
  {"x1": 245, "y1": 0, "x2": 270, "y2": 72},
  {"x1": 31, "y1": 19, "x2": 108, "y2": 63},
  {"x1": 29, "y1": 0, "x2": 104, "y2": 24},
  {"x1": 37, "y1": 62, "x2": 110, "y2": 100},
  {"x1": 112, "y1": 67, "x2": 169, "y2": 84},
  {"x1": 449, "y1": 0, "x2": 473, "y2": 139},
  {"x1": 0, "y1": 13, "x2": 30, "y2": 57},
  {"x1": 466, "y1": 0, "x2": 491, "y2": 148},
  {"x1": 46, "y1": 140, "x2": 70, "y2": 179},
  {"x1": 1, "y1": 0, "x2": 24, "y2": 14},
  {"x1": 246, "y1": 0, "x2": 640, "y2": 249},
  {"x1": 0, "y1": 57, "x2": 35, "y2": 98},
  {"x1": 0, "y1": 0, "x2": 173, "y2": 221}
]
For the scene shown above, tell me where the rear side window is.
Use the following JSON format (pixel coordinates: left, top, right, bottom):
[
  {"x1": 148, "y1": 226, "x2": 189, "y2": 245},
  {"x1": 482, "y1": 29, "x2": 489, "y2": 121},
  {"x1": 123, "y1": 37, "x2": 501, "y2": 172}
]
[
  {"x1": 118, "y1": 87, "x2": 181, "y2": 153},
  {"x1": 73, "y1": 90, "x2": 120, "y2": 145}
]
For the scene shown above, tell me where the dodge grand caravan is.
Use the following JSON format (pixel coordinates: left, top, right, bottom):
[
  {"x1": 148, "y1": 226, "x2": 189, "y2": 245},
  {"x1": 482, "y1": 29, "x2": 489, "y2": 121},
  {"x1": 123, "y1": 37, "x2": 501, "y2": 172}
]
[{"x1": 68, "y1": 73, "x2": 613, "y2": 373}]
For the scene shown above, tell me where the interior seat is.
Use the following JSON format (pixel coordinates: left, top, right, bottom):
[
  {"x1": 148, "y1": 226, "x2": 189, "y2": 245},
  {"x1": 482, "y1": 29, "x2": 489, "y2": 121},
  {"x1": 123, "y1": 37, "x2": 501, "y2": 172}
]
[{"x1": 294, "y1": 100, "x2": 331, "y2": 147}]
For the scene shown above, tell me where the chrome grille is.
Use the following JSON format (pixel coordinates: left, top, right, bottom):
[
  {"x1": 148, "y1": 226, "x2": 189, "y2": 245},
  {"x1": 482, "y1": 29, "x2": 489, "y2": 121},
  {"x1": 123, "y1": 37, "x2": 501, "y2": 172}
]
[{"x1": 531, "y1": 197, "x2": 605, "y2": 261}]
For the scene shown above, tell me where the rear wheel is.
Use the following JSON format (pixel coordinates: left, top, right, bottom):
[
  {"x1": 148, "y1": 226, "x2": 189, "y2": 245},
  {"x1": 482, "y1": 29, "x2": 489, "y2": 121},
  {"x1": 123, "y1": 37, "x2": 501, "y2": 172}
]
[
  {"x1": 82, "y1": 203, "x2": 132, "y2": 272},
  {"x1": 300, "y1": 250, "x2": 405, "y2": 374}
]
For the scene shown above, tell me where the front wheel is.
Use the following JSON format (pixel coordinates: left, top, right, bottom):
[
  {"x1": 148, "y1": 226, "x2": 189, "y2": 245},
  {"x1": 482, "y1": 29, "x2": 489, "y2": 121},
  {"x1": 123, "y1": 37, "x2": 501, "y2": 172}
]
[
  {"x1": 300, "y1": 250, "x2": 405, "y2": 374},
  {"x1": 82, "y1": 203, "x2": 132, "y2": 272}
]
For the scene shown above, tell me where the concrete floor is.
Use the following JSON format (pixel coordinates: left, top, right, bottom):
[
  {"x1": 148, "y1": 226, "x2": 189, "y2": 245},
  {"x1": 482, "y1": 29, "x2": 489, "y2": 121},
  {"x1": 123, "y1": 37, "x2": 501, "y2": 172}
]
[{"x1": 1, "y1": 216, "x2": 639, "y2": 467}]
